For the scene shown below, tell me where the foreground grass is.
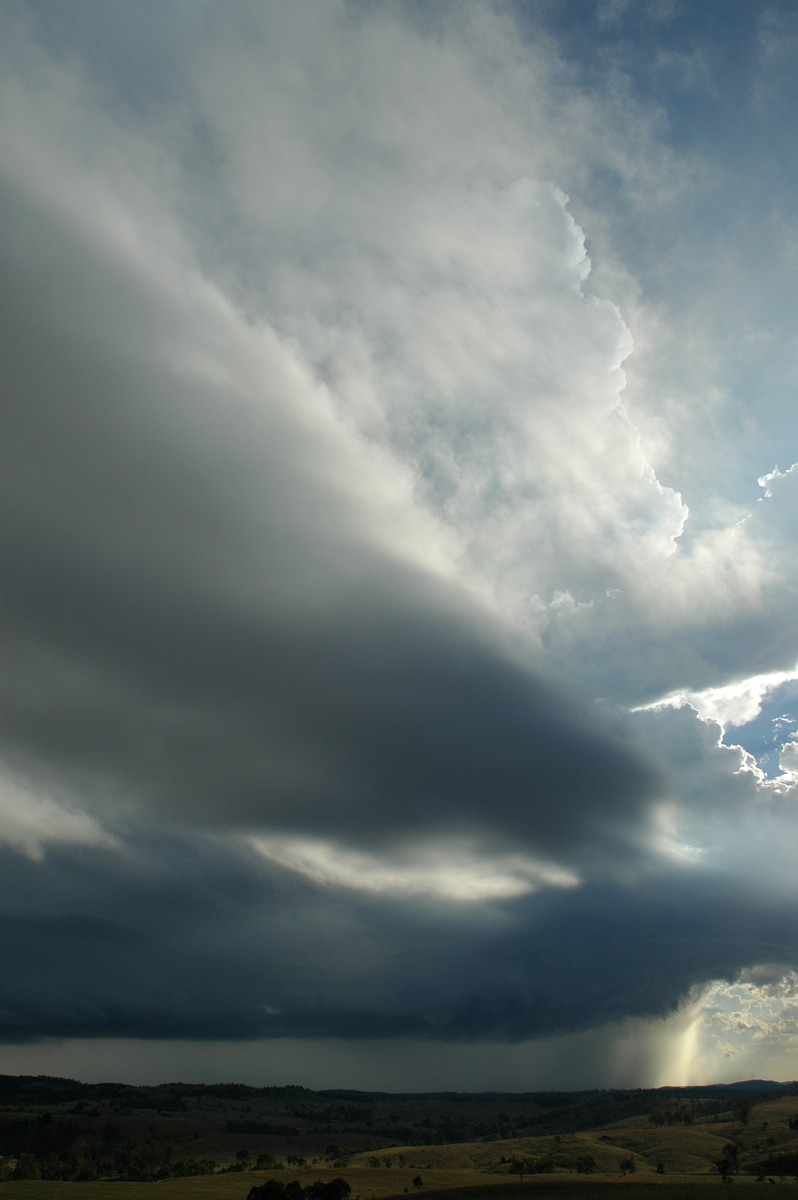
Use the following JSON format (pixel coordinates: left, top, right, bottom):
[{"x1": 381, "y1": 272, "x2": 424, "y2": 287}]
[
  {"x1": 412, "y1": 1186, "x2": 798, "y2": 1200},
  {"x1": 0, "y1": 1167, "x2": 499, "y2": 1200},
  {"x1": 2, "y1": 1172, "x2": 798, "y2": 1200}
]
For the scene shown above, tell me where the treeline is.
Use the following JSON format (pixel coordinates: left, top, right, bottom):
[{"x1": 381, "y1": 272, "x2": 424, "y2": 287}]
[
  {"x1": 751, "y1": 1154, "x2": 798, "y2": 1179},
  {"x1": 1, "y1": 1145, "x2": 218, "y2": 1182},
  {"x1": 248, "y1": 1179, "x2": 352, "y2": 1200},
  {"x1": 0, "y1": 1114, "x2": 217, "y2": 1182},
  {"x1": 0, "y1": 1074, "x2": 314, "y2": 1108},
  {"x1": 226, "y1": 1119, "x2": 299, "y2": 1136},
  {"x1": 648, "y1": 1106, "x2": 696, "y2": 1127}
]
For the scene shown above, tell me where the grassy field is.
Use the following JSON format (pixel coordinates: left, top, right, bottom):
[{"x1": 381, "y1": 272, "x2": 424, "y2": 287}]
[
  {"x1": 347, "y1": 1127, "x2": 735, "y2": 1176},
  {"x1": 2, "y1": 1169, "x2": 798, "y2": 1200},
  {"x1": 414, "y1": 1185, "x2": 798, "y2": 1200},
  {"x1": 2, "y1": 1080, "x2": 797, "y2": 1198},
  {"x1": 1, "y1": 1171, "x2": 796, "y2": 1200},
  {"x1": 0, "y1": 1166, "x2": 503, "y2": 1200}
]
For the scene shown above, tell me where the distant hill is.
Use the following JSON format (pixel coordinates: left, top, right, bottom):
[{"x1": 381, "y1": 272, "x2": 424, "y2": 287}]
[
  {"x1": 718, "y1": 1080, "x2": 796, "y2": 1092},
  {"x1": 1, "y1": 1073, "x2": 797, "y2": 1186}
]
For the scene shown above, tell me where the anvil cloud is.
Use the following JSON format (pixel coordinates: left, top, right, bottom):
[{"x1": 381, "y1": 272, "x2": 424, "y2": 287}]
[{"x1": 1, "y1": 0, "x2": 798, "y2": 1089}]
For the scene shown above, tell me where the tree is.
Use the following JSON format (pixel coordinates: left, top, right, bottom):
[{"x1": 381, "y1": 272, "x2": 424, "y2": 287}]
[
  {"x1": 323, "y1": 1178, "x2": 352, "y2": 1200},
  {"x1": 12, "y1": 1154, "x2": 42, "y2": 1180},
  {"x1": 413, "y1": 1176, "x2": 424, "y2": 1190},
  {"x1": 717, "y1": 1142, "x2": 740, "y2": 1181},
  {"x1": 510, "y1": 1157, "x2": 532, "y2": 1181},
  {"x1": 247, "y1": 1180, "x2": 287, "y2": 1200}
]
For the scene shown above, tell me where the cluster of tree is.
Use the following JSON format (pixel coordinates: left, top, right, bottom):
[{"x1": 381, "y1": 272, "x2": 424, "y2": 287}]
[
  {"x1": 226, "y1": 1118, "x2": 299, "y2": 1135},
  {"x1": 219, "y1": 1150, "x2": 285, "y2": 1173},
  {"x1": 301, "y1": 1103, "x2": 371, "y2": 1125},
  {"x1": 513, "y1": 1152, "x2": 647, "y2": 1177},
  {"x1": 508, "y1": 1156, "x2": 559, "y2": 1178},
  {"x1": 0, "y1": 1112, "x2": 74, "y2": 1159},
  {"x1": 752, "y1": 1154, "x2": 798, "y2": 1178},
  {"x1": 716, "y1": 1142, "x2": 741, "y2": 1182},
  {"x1": 649, "y1": 1106, "x2": 694, "y2": 1127},
  {"x1": 0, "y1": 1145, "x2": 218, "y2": 1183},
  {"x1": 0, "y1": 1114, "x2": 219, "y2": 1183},
  {"x1": 248, "y1": 1178, "x2": 352, "y2": 1200}
]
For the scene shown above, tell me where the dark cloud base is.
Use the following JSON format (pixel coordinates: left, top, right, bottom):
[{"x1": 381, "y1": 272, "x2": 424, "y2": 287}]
[{"x1": 1, "y1": 839, "x2": 795, "y2": 1047}]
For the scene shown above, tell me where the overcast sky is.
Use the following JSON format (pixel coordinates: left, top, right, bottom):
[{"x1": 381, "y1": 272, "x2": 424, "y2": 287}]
[{"x1": 2, "y1": 0, "x2": 798, "y2": 1092}]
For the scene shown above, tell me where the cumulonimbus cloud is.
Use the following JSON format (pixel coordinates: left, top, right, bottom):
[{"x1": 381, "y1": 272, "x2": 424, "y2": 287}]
[{"x1": 1, "y1": 0, "x2": 797, "y2": 1070}]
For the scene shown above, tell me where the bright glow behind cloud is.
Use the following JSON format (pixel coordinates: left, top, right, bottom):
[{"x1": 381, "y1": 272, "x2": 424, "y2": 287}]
[
  {"x1": 0, "y1": 766, "x2": 114, "y2": 859},
  {"x1": 637, "y1": 664, "x2": 798, "y2": 731},
  {"x1": 250, "y1": 835, "x2": 580, "y2": 901}
]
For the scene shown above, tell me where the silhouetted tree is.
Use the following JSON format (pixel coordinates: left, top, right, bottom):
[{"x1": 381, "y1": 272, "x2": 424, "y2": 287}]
[
  {"x1": 510, "y1": 1157, "x2": 532, "y2": 1181},
  {"x1": 248, "y1": 1180, "x2": 288, "y2": 1200},
  {"x1": 12, "y1": 1154, "x2": 42, "y2": 1180},
  {"x1": 717, "y1": 1142, "x2": 740, "y2": 1181}
]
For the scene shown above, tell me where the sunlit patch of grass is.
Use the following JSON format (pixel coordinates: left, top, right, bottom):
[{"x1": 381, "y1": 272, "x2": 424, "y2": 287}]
[
  {"x1": 0, "y1": 1167, "x2": 507, "y2": 1200},
  {"x1": 348, "y1": 1129, "x2": 729, "y2": 1177}
]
